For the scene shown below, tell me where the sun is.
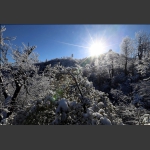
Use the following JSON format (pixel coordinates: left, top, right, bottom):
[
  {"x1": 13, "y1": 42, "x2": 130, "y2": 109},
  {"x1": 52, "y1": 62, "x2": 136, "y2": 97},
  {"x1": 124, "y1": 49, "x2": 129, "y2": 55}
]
[{"x1": 89, "y1": 41, "x2": 107, "y2": 57}]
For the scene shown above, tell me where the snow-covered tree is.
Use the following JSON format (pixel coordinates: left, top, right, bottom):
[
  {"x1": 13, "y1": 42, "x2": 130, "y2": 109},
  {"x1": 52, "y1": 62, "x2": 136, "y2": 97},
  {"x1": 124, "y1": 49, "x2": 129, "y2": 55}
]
[
  {"x1": 105, "y1": 49, "x2": 120, "y2": 79},
  {"x1": 134, "y1": 30, "x2": 150, "y2": 60},
  {"x1": 0, "y1": 26, "x2": 38, "y2": 120},
  {"x1": 120, "y1": 36, "x2": 134, "y2": 75}
]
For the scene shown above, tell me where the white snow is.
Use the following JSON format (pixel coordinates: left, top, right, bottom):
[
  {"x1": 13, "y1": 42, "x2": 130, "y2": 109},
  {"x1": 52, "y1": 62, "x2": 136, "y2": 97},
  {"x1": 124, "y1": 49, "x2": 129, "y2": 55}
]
[
  {"x1": 92, "y1": 103, "x2": 99, "y2": 112},
  {"x1": 98, "y1": 102, "x2": 104, "y2": 108},
  {"x1": 100, "y1": 117, "x2": 112, "y2": 125},
  {"x1": 83, "y1": 107, "x2": 94, "y2": 119},
  {"x1": 1, "y1": 109, "x2": 10, "y2": 119},
  {"x1": 68, "y1": 101, "x2": 77, "y2": 109},
  {"x1": 1, "y1": 118, "x2": 8, "y2": 125},
  {"x1": 56, "y1": 98, "x2": 69, "y2": 113},
  {"x1": 87, "y1": 107, "x2": 94, "y2": 115},
  {"x1": 140, "y1": 114, "x2": 150, "y2": 124},
  {"x1": 92, "y1": 112, "x2": 103, "y2": 119},
  {"x1": 98, "y1": 109, "x2": 105, "y2": 114}
]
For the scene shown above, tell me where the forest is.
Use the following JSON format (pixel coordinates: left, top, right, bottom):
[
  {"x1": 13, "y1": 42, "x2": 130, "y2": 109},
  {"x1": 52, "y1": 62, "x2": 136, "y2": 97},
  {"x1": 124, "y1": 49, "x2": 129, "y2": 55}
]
[{"x1": 0, "y1": 26, "x2": 150, "y2": 125}]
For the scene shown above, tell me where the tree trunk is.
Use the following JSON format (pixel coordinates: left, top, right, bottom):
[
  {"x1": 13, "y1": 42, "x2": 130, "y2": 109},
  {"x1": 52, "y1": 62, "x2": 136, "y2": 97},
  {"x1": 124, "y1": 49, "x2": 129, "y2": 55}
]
[
  {"x1": 0, "y1": 76, "x2": 10, "y2": 99},
  {"x1": 124, "y1": 57, "x2": 128, "y2": 76}
]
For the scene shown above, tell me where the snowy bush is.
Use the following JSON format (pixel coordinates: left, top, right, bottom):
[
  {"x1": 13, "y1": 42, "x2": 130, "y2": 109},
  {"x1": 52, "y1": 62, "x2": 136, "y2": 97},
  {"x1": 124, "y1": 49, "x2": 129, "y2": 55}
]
[{"x1": 139, "y1": 114, "x2": 150, "y2": 125}]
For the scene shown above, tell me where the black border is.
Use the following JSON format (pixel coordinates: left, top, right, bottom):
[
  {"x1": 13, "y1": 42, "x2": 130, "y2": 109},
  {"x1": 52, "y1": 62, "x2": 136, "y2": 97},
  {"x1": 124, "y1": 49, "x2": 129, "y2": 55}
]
[
  {"x1": 1, "y1": 0, "x2": 150, "y2": 150},
  {"x1": 1, "y1": 1, "x2": 150, "y2": 24},
  {"x1": 1, "y1": 125, "x2": 149, "y2": 149}
]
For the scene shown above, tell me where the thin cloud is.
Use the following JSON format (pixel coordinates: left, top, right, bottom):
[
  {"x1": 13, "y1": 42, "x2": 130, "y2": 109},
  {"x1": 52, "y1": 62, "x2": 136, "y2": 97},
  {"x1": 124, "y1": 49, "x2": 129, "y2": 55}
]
[{"x1": 53, "y1": 40, "x2": 89, "y2": 49}]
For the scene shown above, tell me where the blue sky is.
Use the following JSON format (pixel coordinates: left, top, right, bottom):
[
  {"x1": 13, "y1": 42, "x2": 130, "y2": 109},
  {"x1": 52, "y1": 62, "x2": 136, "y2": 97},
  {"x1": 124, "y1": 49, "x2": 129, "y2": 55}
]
[{"x1": 2, "y1": 24, "x2": 150, "y2": 62}]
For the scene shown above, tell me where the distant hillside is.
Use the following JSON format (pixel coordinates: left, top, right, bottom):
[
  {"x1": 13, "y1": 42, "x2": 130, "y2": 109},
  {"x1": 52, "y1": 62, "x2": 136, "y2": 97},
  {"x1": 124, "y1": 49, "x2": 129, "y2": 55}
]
[{"x1": 34, "y1": 57, "x2": 79, "y2": 72}]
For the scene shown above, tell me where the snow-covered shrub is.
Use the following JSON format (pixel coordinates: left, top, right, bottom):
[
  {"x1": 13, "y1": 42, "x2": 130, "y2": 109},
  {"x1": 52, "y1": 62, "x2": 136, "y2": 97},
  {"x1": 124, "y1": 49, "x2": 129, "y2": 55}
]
[
  {"x1": 110, "y1": 89, "x2": 131, "y2": 105},
  {"x1": 139, "y1": 114, "x2": 150, "y2": 125},
  {"x1": 56, "y1": 99, "x2": 69, "y2": 114},
  {"x1": 100, "y1": 117, "x2": 112, "y2": 125},
  {"x1": 0, "y1": 26, "x2": 42, "y2": 120},
  {"x1": 133, "y1": 58, "x2": 150, "y2": 79},
  {"x1": 9, "y1": 62, "x2": 124, "y2": 125},
  {"x1": 131, "y1": 80, "x2": 150, "y2": 109}
]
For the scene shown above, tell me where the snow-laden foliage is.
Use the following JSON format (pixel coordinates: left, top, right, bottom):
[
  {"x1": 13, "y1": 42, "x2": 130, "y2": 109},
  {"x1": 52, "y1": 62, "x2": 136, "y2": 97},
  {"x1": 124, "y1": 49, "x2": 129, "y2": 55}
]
[
  {"x1": 120, "y1": 36, "x2": 134, "y2": 76},
  {"x1": 139, "y1": 114, "x2": 150, "y2": 125},
  {"x1": 134, "y1": 30, "x2": 150, "y2": 60},
  {"x1": 7, "y1": 63, "x2": 122, "y2": 125},
  {"x1": 131, "y1": 79, "x2": 150, "y2": 109},
  {"x1": 0, "y1": 50, "x2": 122, "y2": 125}
]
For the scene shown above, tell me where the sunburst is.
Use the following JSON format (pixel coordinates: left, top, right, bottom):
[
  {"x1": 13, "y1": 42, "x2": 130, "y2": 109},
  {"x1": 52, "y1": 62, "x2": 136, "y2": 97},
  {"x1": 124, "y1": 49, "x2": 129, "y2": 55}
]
[{"x1": 88, "y1": 40, "x2": 107, "y2": 57}]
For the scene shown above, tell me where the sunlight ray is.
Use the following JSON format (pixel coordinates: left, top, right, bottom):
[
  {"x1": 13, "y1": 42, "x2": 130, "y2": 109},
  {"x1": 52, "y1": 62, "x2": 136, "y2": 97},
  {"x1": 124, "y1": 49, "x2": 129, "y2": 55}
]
[
  {"x1": 53, "y1": 40, "x2": 89, "y2": 49},
  {"x1": 84, "y1": 25, "x2": 94, "y2": 44}
]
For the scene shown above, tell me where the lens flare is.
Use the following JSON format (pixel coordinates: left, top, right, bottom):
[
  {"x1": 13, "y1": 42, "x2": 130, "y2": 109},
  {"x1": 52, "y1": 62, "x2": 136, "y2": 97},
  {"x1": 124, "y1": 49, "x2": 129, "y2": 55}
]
[{"x1": 89, "y1": 41, "x2": 107, "y2": 56}]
